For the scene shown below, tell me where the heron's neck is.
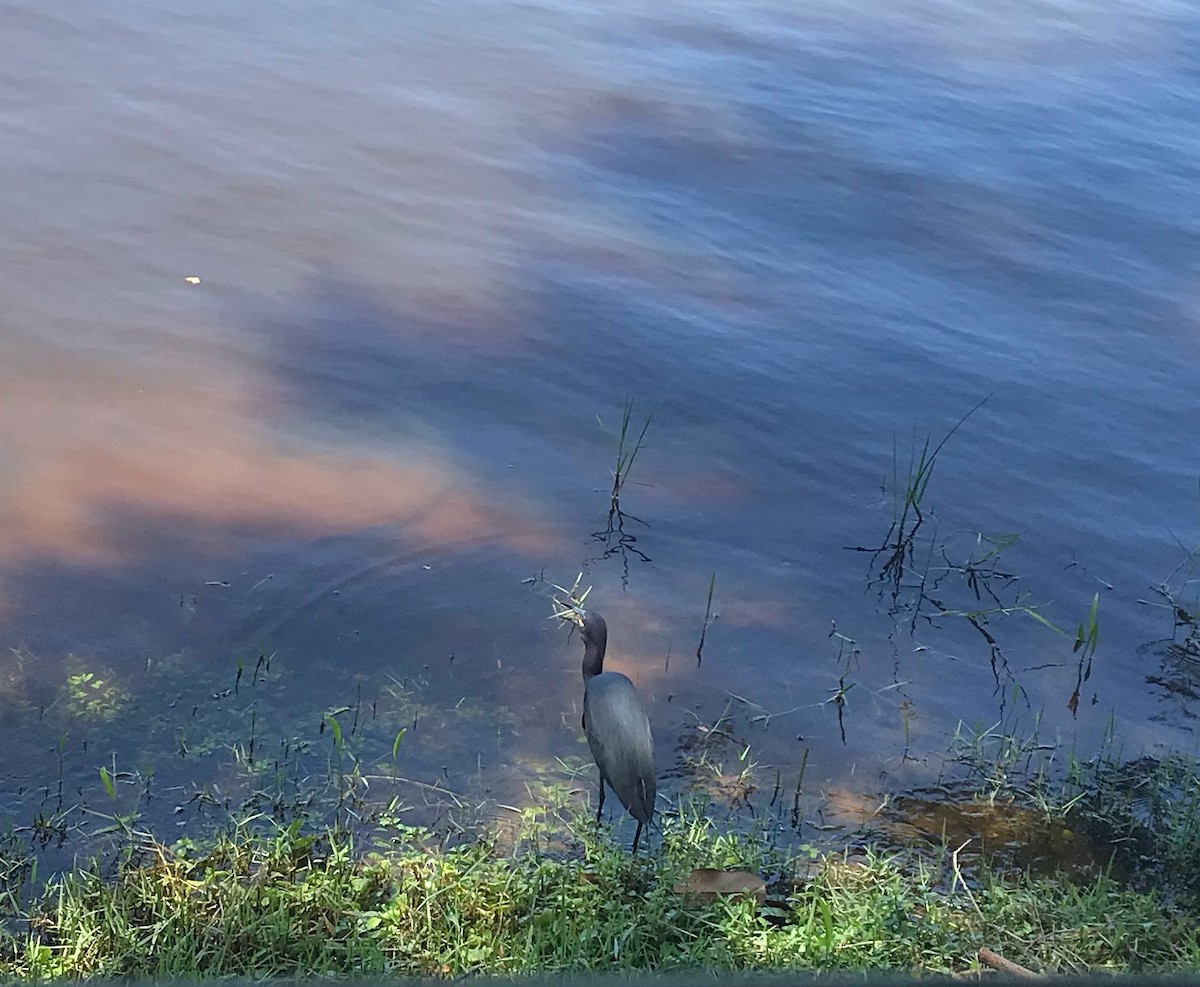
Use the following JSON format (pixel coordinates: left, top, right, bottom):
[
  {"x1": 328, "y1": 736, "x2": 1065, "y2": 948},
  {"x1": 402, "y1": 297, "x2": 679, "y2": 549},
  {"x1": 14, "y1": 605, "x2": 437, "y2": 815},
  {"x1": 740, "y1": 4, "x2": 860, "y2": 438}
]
[{"x1": 582, "y1": 641, "x2": 605, "y2": 681}]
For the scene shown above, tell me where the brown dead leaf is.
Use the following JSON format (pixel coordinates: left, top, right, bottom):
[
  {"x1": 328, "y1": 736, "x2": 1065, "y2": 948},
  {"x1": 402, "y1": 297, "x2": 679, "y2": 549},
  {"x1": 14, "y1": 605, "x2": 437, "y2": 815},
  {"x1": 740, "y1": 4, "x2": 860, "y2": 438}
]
[{"x1": 672, "y1": 867, "x2": 767, "y2": 905}]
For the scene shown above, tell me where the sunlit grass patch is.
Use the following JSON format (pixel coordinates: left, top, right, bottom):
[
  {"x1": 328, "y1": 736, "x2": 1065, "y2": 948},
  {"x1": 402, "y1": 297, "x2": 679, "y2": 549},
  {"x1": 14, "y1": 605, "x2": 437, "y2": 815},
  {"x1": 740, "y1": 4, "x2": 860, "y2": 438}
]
[{"x1": 4, "y1": 781, "x2": 1200, "y2": 981}]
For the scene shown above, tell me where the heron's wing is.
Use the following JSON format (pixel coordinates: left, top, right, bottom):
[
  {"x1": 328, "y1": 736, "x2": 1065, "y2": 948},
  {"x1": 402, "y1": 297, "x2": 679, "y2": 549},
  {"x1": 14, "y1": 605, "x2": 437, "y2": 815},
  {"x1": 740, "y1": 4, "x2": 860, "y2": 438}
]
[{"x1": 583, "y1": 673, "x2": 655, "y2": 824}]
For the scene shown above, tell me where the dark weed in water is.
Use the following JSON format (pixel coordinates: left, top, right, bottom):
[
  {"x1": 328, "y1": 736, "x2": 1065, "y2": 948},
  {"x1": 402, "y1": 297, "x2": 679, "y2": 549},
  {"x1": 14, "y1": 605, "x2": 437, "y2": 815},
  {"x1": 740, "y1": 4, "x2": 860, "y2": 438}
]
[
  {"x1": 696, "y1": 571, "x2": 716, "y2": 666},
  {"x1": 590, "y1": 397, "x2": 653, "y2": 586},
  {"x1": 847, "y1": 395, "x2": 990, "y2": 604},
  {"x1": 725, "y1": 626, "x2": 860, "y2": 751},
  {"x1": 847, "y1": 398, "x2": 1105, "y2": 715},
  {"x1": 1142, "y1": 507, "x2": 1200, "y2": 705}
]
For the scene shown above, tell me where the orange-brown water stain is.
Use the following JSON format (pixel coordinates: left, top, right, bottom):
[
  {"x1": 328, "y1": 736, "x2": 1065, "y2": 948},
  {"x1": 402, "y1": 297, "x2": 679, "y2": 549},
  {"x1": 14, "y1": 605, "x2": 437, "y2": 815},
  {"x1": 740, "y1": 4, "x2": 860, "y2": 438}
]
[
  {"x1": 780, "y1": 784, "x2": 1112, "y2": 885},
  {"x1": 878, "y1": 792, "x2": 1109, "y2": 880},
  {"x1": 713, "y1": 599, "x2": 799, "y2": 634}
]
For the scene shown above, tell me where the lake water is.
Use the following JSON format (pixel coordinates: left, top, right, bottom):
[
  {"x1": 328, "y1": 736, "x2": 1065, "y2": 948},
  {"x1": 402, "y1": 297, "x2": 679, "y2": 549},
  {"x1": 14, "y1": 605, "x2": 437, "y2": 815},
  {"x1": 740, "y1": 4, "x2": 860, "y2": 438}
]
[{"x1": 2, "y1": 0, "x2": 1199, "y2": 846}]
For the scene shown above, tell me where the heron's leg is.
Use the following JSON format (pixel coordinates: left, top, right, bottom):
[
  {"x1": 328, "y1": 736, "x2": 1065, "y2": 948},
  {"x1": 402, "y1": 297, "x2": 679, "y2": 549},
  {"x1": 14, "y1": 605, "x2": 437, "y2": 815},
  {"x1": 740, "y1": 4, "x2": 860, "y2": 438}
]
[
  {"x1": 595, "y1": 778, "x2": 606, "y2": 823},
  {"x1": 631, "y1": 821, "x2": 643, "y2": 854}
]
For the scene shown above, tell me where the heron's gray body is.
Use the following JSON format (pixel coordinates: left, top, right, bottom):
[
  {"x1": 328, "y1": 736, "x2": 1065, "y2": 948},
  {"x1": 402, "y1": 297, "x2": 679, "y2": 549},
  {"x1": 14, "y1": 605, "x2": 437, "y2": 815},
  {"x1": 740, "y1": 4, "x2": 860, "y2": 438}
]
[
  {"x1": 583, "y1": 672, "x2": 656, "y2": 828},
  {"x1": 574, "y1": 610, "x2": 655, "y2": 852}
]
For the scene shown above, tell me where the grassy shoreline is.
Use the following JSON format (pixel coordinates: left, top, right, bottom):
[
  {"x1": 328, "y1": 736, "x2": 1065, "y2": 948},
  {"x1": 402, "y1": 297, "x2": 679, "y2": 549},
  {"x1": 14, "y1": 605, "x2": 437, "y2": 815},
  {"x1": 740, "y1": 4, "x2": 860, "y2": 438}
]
[{"x1": 4, "y1": 746, "x2": 1200, "y2": 980}]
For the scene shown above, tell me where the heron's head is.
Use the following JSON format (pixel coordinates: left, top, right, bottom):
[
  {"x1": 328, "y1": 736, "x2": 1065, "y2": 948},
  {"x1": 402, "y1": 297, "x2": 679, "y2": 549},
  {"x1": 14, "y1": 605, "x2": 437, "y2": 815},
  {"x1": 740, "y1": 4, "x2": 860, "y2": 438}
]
[
  {"x1": 561, "y1": 607, "x2": 608, "y2": 678},
  {"x1": 562, "y1": 607, "x2": 607, "y2": 653},
  {"x1": 578, "y1": 610, "x2": 607, "y2": 654}
]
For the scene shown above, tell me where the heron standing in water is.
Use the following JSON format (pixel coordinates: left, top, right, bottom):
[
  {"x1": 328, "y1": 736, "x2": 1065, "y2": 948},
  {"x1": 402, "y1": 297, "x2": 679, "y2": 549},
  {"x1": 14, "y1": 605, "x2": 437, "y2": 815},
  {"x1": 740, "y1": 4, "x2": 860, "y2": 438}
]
[{"x1": 562, "y1": 608, "x2": 656, "y2": 852}]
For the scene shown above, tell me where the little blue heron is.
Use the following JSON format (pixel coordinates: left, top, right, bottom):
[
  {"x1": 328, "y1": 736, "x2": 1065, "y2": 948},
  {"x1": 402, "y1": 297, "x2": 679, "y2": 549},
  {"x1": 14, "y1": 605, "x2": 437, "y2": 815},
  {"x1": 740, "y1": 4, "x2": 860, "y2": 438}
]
[{"x1": 567, "y1": 609, "x2": 656, "y2": 852}]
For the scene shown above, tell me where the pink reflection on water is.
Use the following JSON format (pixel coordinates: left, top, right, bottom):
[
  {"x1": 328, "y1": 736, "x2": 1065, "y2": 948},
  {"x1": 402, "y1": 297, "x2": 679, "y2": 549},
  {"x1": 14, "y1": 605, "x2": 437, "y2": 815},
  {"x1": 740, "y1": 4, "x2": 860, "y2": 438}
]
[
  {"x1": 0, "y1": 365, "x2": 561, "y2": 568},
  {"x1": 716, "y1": 598, "x2": 797, "y2": 633}
]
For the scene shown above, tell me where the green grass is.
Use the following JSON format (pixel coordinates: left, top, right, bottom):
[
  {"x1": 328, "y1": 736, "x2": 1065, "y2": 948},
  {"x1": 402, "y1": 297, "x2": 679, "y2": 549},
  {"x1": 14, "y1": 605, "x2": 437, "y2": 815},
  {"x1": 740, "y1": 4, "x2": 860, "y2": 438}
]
[
  {"x1": 4, "y1": 787, "x2": 1200, "y2": 980},
  {"x1": 607, "y1": 397, "x2": 651, "y2": 510}
]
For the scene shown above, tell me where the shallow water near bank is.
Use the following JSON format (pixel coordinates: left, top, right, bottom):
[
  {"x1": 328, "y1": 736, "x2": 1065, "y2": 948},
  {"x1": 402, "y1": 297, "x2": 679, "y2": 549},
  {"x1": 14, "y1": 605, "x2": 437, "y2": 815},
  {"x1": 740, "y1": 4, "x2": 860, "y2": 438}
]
[{"x1": 2, "y1": 0, "x2": 1200, "y2": 854}]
